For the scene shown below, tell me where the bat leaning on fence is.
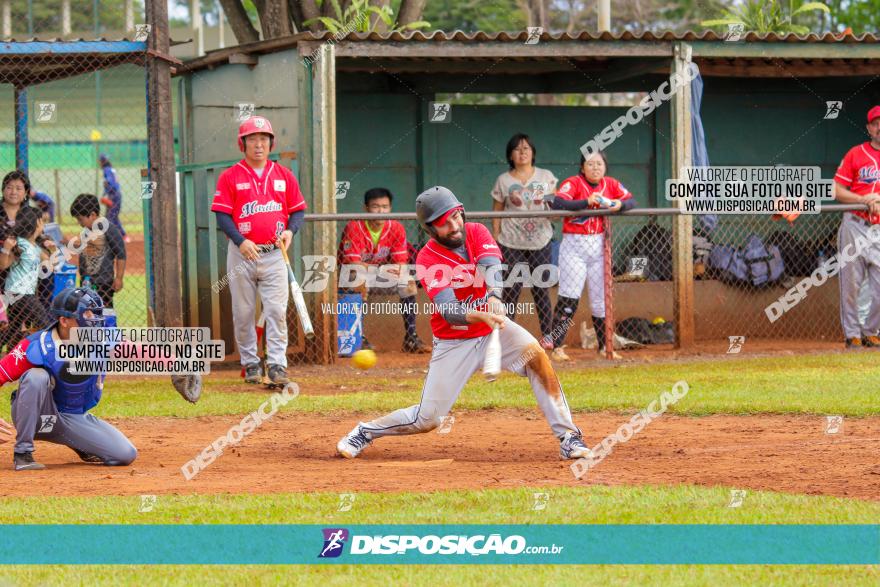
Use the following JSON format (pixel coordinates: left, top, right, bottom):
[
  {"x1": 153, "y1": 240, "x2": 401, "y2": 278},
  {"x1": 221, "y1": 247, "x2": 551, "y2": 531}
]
[{"x1": 280, "y1": 245, "x2": 315, "y2": 339}]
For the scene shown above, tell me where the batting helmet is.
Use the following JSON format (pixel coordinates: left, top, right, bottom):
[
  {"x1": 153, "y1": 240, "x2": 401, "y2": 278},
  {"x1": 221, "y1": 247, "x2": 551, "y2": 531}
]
[
  {"x1": 51, "y1": 287, "x2": 105, "y2": 328},
  {"x1": 415, "y1": 186, "x2": 464, "y2": 234},
  {"x1": 237, "y1": 116, "x2": 275, "y2": 152}
]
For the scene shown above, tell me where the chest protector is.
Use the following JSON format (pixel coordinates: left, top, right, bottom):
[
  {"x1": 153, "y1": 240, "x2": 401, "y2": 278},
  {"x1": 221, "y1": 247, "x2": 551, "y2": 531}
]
[{"x1": 25, "y1": 329, "x2": 103, "y2": 414}]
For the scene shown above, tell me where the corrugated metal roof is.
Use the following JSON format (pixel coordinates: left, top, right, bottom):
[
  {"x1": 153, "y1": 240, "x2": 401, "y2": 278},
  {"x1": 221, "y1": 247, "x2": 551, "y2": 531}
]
[{"x1": 297, "y1": 29, "x2": 879, "y2": 44}]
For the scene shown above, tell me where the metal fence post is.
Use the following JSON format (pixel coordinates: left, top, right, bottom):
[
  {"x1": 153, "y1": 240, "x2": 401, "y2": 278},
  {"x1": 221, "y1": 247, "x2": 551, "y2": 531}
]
[{"x1": 671, "y1": 42, "x2": 695, "y2": 348}]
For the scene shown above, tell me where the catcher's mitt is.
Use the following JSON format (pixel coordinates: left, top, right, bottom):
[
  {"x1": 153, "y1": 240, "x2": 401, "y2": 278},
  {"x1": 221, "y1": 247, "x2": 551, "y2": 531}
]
[{"x1": 171, "y1": 374, "x2": 202, "y2": 404}]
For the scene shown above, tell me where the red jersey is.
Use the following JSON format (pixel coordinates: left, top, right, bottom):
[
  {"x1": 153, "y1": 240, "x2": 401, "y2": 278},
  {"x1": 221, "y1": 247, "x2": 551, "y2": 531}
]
[
  {"x1": 835, "y1": 142, "x2": 880, "y2": 224},
  {"x1": 555, "y1": 174, "x2": 632, "y2": 235},
  {"x1": 417, "y1": 222, "x2": 502, "y2": 340},
  {"x1": 337, "y1": 220, "x2": 408, "y2": 265},
  {"x1": 0, "y1": 338, "x2": 33, "y2": 385},
  {"x1": 211, "y1": 160, "x2": 307, "y2": 244}
]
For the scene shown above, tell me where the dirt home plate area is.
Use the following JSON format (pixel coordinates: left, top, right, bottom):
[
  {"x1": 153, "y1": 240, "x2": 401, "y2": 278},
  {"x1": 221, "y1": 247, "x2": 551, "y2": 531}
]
[{"x1": 3, "y1": 410, "x2": 878, "y2": 501}]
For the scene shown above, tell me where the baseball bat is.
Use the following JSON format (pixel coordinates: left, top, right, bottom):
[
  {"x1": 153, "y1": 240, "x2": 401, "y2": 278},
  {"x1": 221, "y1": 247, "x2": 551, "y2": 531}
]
[
  {"x1": 280, "y1": 244, "x2": 315, "y2": 339},
  {"x1": 483, "y1": 325, "x2": 501, "y2": 382}
]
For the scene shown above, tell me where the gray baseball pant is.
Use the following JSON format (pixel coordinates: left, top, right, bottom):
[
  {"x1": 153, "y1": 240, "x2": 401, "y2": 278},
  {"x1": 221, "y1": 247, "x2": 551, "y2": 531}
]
[
  {"x1": 227, "y1": 242, "x2": 289, "y2": 368},
  {"x1": 837, "y1": 214, "x2": 880, "y2": 339},
  {"x1": 11, "y1": 368, "x2": 137, "y2": 464},
  {"x1": 361, "y1": 318, "x2": 581, "y2": 439}
]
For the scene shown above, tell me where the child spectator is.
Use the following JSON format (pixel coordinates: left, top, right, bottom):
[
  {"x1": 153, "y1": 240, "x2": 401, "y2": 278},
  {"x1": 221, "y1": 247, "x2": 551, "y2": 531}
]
[
  {"x1": 0, "y1": 206, "x2": 53, "y2": 348},
  {"x1": 70, "y1": 194, "x2": 126, "y2": 308}
]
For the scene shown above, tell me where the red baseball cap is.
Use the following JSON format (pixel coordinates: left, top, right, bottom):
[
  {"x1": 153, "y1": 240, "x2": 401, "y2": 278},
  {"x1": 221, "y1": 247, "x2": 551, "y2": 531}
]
[
  {"x1": 432, "y1": 206, "x2": 463, "y2": 227},
  {"x1": 868, "y1": 106, "x2": 880, "y2": 123}
]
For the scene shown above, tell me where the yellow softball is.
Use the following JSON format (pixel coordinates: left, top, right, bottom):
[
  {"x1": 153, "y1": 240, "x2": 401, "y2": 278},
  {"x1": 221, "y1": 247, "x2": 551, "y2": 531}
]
[{"x1": 352, "y1": 349, "x2": 377, "y2": 370}]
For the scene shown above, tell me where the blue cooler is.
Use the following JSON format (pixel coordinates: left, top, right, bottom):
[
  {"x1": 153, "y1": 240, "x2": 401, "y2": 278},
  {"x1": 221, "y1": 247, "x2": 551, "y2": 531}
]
[
  {"x1": 337, "y1": 293, "x2": 364, "y2": 357},
  {"x1": 52, "y1": 263, "x2": 78, "y2": 298}
]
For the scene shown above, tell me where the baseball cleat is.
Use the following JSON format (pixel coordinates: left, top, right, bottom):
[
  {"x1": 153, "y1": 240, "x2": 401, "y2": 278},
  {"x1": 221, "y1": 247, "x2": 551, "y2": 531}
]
[
  {"x1": 72, "y1": 448, "x2": 105, "y2": 464},
  {"x1": 845, "y1": 337, "x2": 863, "y2": 349},
  {"x1": 559, "y1": 431, "x2": 593, "y2": 460},
  {"x1": 550, "y1": 346, "x2": 571, "y2": 362},
  {"x1": 402, "y1": 335, "x2": 431, "y2": 354},
  {"x1": 337, "y1": 423, "x2": 373, "y2": 459},
  {"x1": 862, "y1": 335, "x2": 880, "y2": 347},
  {"x1": 267, "y1": 364, "x2": 290, "y2": 385},
  {"x1": 244, "y1": 363, "x2": 262, "y2": 384},
  {"x1": 14, "y1": 452, "x2": 46, "y2": 471}
]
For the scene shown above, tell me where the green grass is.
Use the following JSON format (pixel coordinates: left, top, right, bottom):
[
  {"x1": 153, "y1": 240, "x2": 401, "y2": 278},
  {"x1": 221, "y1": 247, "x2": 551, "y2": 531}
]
[
  {"x1": 1, "y1": 487, "x2": 878, "y2": 586},
  {"x1": 2, "y1": 486, "x2": 879, "y2": 525},
  {"x1": 1, "y1": 352, "x2": 873, "y2": 420}
]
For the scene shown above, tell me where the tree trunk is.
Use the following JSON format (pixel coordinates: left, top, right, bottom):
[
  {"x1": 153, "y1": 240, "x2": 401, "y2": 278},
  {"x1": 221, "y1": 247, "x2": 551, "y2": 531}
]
[
  {"x1": 397, "y1": 0, "x2": 426, "y2": 26},
  {"x1": 257, "y1": 0, "x2": 292, "y2": 39},
  {"x1": 370, "y1": 0, "x2": 391, "y2": 33},
  {"x1": 218, "y1": 0, "x2": 260, "y2": 43},
  {"x1": 296, "y1": 0, "x2": 322, "y2": 32}
]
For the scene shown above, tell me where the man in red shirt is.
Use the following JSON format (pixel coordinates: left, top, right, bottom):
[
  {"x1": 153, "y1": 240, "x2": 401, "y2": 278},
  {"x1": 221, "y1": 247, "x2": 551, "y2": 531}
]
[
  {"x1": 336, "y1": 187, "x2": 428, "y2": 353},
  {"x1": 336, "y1": 186, "x2": 592, "y2": 461},
  {"x1": 211, "y1": 116, "x2": 307, "y2": 384},
  {"x1": 834, "y1": 105, "x2": 880, "y2": 348}
]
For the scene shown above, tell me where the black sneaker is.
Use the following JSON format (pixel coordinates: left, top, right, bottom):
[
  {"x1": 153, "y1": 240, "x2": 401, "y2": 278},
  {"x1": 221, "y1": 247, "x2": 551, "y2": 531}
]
[
  {"x1": 72, "y1": 448, "x2": 104, "y2": 464},
  {"x1": 267, "y1": 364, "x2": 289, "y2": 385},
  {"x1": 14, "y1": 452, "x2": 46, "y2": 471},
  {"x1": 402, "y1": 335, "x2": 430, "y2": 354},
  {"x1": 244, "y1": 363, "x2": 262, "y2": 384},
  {"x1": 360, "y1": 336, "x2": 374, "y2": 351}
]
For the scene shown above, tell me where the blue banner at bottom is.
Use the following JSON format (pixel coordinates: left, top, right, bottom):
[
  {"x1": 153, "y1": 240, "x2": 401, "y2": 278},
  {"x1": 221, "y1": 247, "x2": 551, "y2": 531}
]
[{"x1": 0, "y1": 525, "x2": 877, "y2": 564}]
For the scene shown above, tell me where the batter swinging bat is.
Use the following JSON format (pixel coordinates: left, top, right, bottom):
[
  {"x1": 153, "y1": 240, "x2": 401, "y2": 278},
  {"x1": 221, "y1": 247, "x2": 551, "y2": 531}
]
[
  {"x1": 280, "y1": 244, "x2": 315, "y2": 339},
  {"x1": 483, "y1": 325, "x2": 501, "y2": 382}
]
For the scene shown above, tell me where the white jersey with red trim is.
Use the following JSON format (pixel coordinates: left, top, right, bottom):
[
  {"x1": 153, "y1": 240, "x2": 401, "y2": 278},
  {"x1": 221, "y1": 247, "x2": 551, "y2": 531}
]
[{"x1": 417, "y1": 222, "x2": 502, "y2": 340}]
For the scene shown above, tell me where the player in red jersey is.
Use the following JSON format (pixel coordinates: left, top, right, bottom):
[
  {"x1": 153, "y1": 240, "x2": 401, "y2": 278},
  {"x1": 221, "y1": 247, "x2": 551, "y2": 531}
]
[
  {"x1": 336, "y1": 186, "x2": 592, "y2": 461},
  {"x1": 547, "y1": 151, "x2": 634, "y2": 361},
  {"x1": 833, "y1": 105, "x2": 880, "y2": 348},
  {"x1": 336, "y1": 187, "x2": 429, "y2": 353},
  {"x1": 212, "y1": 116, "x2": 307, "y2": 385}
]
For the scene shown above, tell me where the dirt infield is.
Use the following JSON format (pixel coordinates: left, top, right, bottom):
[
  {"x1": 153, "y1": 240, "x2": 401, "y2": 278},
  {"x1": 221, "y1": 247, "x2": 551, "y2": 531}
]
[{"x1": 3, "y1": 411, "x2": 878, "y2": 501}]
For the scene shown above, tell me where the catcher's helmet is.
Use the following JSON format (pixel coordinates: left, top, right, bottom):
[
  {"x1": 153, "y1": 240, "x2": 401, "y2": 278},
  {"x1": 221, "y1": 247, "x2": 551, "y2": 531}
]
[
  {"x1": 237, "y1": 116, "x2": 275, "y2": 152},
  {"x1": 51, "y1": 287, "x2": 105, "y2": 328},
  {"x1": 415, "y1": 186, "x2": 464, "y2": 234}
]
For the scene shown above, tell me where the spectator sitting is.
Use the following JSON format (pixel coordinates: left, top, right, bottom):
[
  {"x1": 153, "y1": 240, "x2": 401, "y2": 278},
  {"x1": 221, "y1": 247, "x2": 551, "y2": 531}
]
[
  {"x1": 336, "y1": 187, "x2": 429, "y2": 353},
  {"x1": 69, "y1": 194, "x2": 126, "y2": 309}
]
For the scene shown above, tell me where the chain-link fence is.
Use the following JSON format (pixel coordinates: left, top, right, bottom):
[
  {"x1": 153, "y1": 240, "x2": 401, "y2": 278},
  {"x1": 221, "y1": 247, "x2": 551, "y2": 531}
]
[
  {"x1": 283, "y1": 204, "x2": 863, "y2": 363},
  {"x1": 0, "y1": 42, "x2": 149, "y2": 352}
]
